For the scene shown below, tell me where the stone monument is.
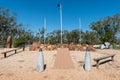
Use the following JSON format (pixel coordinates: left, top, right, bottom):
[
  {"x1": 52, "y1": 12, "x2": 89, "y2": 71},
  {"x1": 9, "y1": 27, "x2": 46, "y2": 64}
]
[{"x1": 6, "y1": 36, "x2": 12, "y2": 48}]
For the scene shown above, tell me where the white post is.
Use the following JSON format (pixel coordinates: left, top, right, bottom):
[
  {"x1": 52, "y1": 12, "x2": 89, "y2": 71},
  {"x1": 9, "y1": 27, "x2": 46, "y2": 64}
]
[
  {"x1": 79, "y1": 18, "x2": 81, "y2": 44},
  {"x1": 58, "y1": 3, "x2": 63, "y2": 44},
  {"x1": 44, "y1": 17, "x2": 46, "y2": 44}
]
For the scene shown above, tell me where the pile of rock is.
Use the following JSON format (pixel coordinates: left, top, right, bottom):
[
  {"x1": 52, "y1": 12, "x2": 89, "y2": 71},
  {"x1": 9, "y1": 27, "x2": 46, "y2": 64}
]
[
  {"x1": 29, "y1": 42, "x2": 41, "y2": 51},
  {"x1": 29, "y1": 42, "x2": 96, "y2": 51}
]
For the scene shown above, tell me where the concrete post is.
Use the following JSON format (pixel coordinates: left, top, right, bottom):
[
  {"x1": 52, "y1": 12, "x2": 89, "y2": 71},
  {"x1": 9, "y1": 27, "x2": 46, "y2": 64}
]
[
  {"x1": 84, "y1": 47, "x2": 91, "y2": 71},
  {"x1": 37, "y1": 48, "x2": 44, "y2": 72}
]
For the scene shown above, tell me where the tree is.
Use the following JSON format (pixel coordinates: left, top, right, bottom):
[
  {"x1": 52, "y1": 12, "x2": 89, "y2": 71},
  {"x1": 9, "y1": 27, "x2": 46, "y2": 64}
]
[
  {"x1": 0, "y1": 6, "x2": 18, "y2": 47},
  {"x1": 45, "y1": 30, "x2": 61, "y2": 44},
  {"x1": 36, "y1": 27, "x2": 46, "y2": 44},
  {"x1": 90, "y1": 14, "x2": 120, "y2": 44},
  {"x1": 82, "y1": 31, "x2": 101, "y2": 45},
  {"x1": 62, "y1": 30, "x2": 69, "y2": 44},
  {"x1": 66, "y1": 29, "x2": 80, "y2": 44},
  {"x1": 0, "y1": 6, "x2": 36, "y2": 47}
]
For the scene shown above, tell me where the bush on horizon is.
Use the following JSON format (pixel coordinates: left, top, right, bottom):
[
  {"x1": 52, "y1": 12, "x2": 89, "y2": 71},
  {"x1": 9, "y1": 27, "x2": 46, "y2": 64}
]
[
  {"x1": 112, "y1": 45, "x2": 120, "y2": 49},
  {"x1": 13, "y1": 37, "x2": 27, "y2": 48}
]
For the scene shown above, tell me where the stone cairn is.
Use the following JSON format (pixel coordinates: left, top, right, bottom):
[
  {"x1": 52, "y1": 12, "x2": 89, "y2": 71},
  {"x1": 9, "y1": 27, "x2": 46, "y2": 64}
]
[
  {"x1": 6, "y1": 36, "x2": 12, "y2": 48},
  {"x1": 29, "y1": 42, "x2": 96, "y2": 51}
]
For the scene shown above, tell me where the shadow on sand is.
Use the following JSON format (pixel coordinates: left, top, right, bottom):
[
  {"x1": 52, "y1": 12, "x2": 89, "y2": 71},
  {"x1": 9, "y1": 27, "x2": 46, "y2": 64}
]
[
  {"x1": 5, "y1": 50, "x2": 24, "y2": 58},
  {"x1": 92, "y1": 59, "x2": 112, "y2": 67}
]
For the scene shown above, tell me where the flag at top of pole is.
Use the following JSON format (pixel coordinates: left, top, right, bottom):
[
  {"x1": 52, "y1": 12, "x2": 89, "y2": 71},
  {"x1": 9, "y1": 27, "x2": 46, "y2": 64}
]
[{"x1": 57, "y1": 3, "x2": 62, "y2": 8}]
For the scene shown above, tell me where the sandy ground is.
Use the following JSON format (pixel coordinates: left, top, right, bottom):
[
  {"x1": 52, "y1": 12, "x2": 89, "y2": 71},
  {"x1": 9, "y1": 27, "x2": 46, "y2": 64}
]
[{"x1": 0, "y1": 48, "x2": 120, "y2": 80}]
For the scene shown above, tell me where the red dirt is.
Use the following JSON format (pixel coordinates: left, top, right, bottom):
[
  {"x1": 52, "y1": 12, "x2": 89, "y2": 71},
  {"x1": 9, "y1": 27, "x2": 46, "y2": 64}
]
[{"x1": 54, "y1": 48, "x2": 74, "y2": 69}]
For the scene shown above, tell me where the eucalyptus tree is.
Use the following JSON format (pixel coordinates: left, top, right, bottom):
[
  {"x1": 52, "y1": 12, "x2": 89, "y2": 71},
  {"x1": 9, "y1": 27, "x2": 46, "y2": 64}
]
[
  {"x1": 45, "y1": 30, "x2": 60, "y2": 44},
  {"x1": 116, "y1": 38, "x2": 120, "y2": 45},
  {"x1": 24, "y1": 29, "x2": 34, "y2": 44},
  {"x1": 66, "y1": 29, "x2": 80, "y2": 44},
  {"x1": 54, "y1": 30, "x2": 61, "y2": 43},
  {"x1": 37, "y1": 27, "x2": 46, "y2": 43},
  {"x1": 82, "y1": 31, "x2": 101, "y2": 45},
  {"x1": 0, "y1": 6, "x2": 18, "y2": 47},
  {"x1": 62, "y1": 30, "x2": 69, "y2": 44},
  {"x1": 90, "y1": 14, "x2": 120, "y2": 44},
  {"x1": 46, "y1": 31, "x2": 57, "y2": 44}
]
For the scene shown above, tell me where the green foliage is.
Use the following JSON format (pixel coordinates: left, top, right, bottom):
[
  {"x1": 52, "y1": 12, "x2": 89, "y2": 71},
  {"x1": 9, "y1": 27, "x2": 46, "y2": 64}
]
[
  {"x1": 66, "y1": 29, "x2": 80, "y2": 44},
  {"x1": 45, "y1": 30, "x2": 61, "y2": 44},
  {"x1": 0, "y1": 6, "x2": 24, "y2": 47},
  {"x1": 62, "y1": 30, "x2": 69, "y2": 44},
  {"x1": 0, "y1": 6, "x2": 16, "y2": 46},
  {"x1": 112, "y1": 45, "x2": 120, "y2": 49},
  {"x1": 90, "y1": 14, "x2": 120, "y2": 44},
  {"x1": 43, "y1": 29, "x2": 81, "y2": 44},
  {"x1": 81, "y1": 31, "x2": 101, "y2": 45},
  {"x1": 13, "y1": 37, "x2": 27, "y2": 48}
]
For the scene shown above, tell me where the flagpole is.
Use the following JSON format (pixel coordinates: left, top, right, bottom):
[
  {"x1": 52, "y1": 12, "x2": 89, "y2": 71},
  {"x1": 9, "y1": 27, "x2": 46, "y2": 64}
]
[
  {"x1": 58, "y1": 3, "x2": 62, "y2": 44},
  {"x1": 60, "y1": 5, "x2": 63, "y2": 44},
  {"x1": 79, "y1": 18, "x2": 81, "y2": 45},
  {"x1": 44, "y1": 17, "x2": 46, "y2": 44}
]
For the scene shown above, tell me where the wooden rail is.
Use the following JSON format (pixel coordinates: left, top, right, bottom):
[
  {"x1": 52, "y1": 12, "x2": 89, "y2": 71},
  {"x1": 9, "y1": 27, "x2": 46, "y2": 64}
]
[{"x1": 1, "y1": 47, "x2": 25, "y2": 58}]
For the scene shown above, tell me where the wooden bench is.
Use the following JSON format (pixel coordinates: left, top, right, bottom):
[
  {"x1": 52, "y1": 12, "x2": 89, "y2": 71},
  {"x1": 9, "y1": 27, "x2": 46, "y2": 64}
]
[
  {"x1": 1, "y1": 47, "x2": 25, "y2": 58},
  {"x1": 94, "y1": 54, "x2": 115, "y2": 68}
]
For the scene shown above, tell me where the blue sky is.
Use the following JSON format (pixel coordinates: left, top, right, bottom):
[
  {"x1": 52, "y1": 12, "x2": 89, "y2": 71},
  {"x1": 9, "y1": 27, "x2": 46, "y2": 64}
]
[{"x1": 0, "y1": 0, "x2": 120, "y2": 33}]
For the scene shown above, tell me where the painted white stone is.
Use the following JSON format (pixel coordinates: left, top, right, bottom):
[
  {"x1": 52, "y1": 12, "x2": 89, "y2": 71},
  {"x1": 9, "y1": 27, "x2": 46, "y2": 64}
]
[
  {"x1": 84, "y1": 47, "x2": 91, "y2": 71},
  {"x1": 101, "y1": 44, "x2": 106, "y2": 49},
  {"x1": 105, "y1": 42, "x2": 110, "y2": 48},
  {"x1": 37, "y1": 49, "x2": 44, "y2": 72}
]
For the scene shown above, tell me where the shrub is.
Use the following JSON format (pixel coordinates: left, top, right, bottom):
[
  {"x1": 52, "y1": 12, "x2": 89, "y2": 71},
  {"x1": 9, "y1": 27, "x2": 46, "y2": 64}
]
[
  {"x1": 13, "y1": 37, "x2": 27, "y2": 48},
  {"x1": 113, "y1": 45, "x2": 120, "y2": 49}
]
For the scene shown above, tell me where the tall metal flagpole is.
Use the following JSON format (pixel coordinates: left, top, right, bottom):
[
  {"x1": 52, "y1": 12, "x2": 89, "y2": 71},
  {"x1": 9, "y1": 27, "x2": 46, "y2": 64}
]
[
  {"x1": 79, "y1": 18, "x2": 81, "y2": 45},
  {"x1": 44, "y1": 17, "x2": 46, "y2": 44},
  {"x1": 58, "y1": 3, "x2": 63, "y2": 44}
]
